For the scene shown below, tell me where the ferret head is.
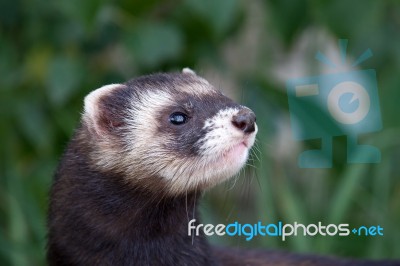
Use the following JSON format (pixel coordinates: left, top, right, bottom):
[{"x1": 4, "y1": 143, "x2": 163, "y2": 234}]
[{"x1": 82, "y1": 68, "x2": 257, "y2": 195}]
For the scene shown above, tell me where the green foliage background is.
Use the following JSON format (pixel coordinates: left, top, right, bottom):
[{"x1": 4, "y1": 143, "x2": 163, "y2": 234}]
[{"x1": 1, "y1": 0, "x2": 399, "y2": 265}]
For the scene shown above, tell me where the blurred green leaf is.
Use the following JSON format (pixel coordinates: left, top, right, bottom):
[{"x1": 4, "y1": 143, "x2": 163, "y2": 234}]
[
  {"x1": 0, "y1": 0, "x2": 21, "y2": 27},
  {"x1": 267, "y1": 0, "x2": 310, "y2": 45},
  {"x1": 184, "y1": 0, "x2": 240, "y2": 37},
  {"x1": 15, "y1": 100, "x2": 51, "y2": 153},
  {"x1": 46, "y1": 56, "x2": 84, "y2": 106},
  {"x1": 314, "y1": 0, "x2": 383, "y2": 39},
  {"x1": 124, "y1": 22, "x2": 183, "y2": 68}
]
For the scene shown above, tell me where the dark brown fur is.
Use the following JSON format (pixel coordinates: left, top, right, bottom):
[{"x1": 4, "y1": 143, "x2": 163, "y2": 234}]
[{"x1": 47, "y1": 127, "x2": 215, "y2": 266}]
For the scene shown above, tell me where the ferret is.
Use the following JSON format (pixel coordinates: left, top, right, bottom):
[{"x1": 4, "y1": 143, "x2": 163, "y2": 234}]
[{"x1": 47, "y1": 69, "x2": 399, "y2": 266}]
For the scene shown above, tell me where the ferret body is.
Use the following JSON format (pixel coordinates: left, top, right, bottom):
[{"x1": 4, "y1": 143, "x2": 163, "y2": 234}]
[
  {"x1": 47, "y1": 68, "x2": 256, "y2": 265},
  {"x1": 47, "y1": 69, "x2": 399, "y2": 266}
]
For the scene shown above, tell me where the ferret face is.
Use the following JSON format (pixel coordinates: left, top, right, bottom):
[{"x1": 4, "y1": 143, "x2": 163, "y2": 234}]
[{"x1": 83, "y1": 69, "x2": 257, "y2": 195}]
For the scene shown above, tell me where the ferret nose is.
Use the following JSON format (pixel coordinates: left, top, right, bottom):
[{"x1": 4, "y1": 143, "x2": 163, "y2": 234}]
[{"x1": 232, "y1": 108, "x2": 256, "y2": 134}]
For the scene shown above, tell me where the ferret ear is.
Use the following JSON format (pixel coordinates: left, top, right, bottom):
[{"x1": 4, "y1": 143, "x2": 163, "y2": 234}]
[
  {"x1": 182, "y1": 67, "x2": 196, "y2": 75},
  {"x1": 83, "y1": 84, "x2": 127, "y2": 137}
]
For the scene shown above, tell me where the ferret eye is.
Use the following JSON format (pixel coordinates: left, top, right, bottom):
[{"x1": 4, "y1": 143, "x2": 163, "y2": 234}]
[{"x1": 169, "y1": 112, "x2": 188, "y2": 125}]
